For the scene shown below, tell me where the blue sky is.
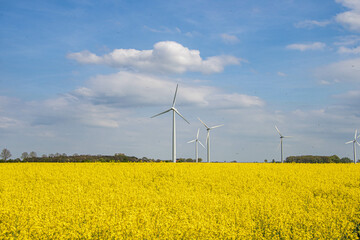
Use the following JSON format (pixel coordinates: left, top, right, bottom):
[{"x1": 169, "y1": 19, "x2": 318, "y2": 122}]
[{"x1": 1, "y1": 0, "x2": 360, "y2": 161}]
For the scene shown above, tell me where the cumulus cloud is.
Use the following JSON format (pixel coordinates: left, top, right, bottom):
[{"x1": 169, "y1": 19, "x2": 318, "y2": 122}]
[
  {"x1": 73, "y1": 71, "x2": 265, "y2": 109},
  {"x1": 0, "y1": 71, "x2": 263, "y2": 131},
  {"x1": 68, "y1": 41, "x2": 242, "y2": 74},
  {"x1": 315, "y1": 58, "x2": 360, "y2": 83},
  {"x1": 286, "y1": 42, "x2": 326, "y2": 51},
  {"x1": 336, "y1": 0, "x2": 360, "y2": 32},
  {"x1": 295, "y1": 20, "x2": 331, "y2": 29}
]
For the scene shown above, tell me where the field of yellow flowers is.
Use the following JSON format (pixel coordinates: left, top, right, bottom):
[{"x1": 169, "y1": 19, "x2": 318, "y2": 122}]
[{"x1": 0, "y1": 163, "x2": 359, "y2": 239}]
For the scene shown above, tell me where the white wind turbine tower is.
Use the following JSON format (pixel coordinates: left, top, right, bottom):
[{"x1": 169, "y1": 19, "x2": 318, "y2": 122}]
[
  {"x1": 151, "y1": 84, "x2": 190, "y2": 163},
  {"x1": 198, "y1": 118, "x2": 223, "y2": 163},
  {"x1": 187, "y1": 129, "x2": 205, "y2": 163},
  {"x1": 345, "y1": 129, "x2": 360, "y2": 164},
  {"x1": 275, "y1": 126, "x2": 292, "y2": 163}
]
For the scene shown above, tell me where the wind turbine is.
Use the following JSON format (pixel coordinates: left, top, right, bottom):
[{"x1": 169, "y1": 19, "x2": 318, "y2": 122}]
[
  {"x1": 198, "y1": 118, "x2": 223, "y2": 163},
  {"x1": 275, "y1": 126, "x2": 292, "y2": 163},
  {"x1": 345, "y1": 129, "x2": 360, "y2": 164},
  {"x1": 151, "y1": 84, "x2": 190, "y2": 163},
  {"x1": 187, "y1": 129, "x2": 205, "y2": 163}
]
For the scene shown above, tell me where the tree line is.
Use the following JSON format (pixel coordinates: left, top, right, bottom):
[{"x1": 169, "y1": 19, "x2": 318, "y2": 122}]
[
  {"x1": 0, "y1": 148, "x2": 356, "y2": 163},
  {"x1": 0, "y1": 148, "x2": 202, "y2": 163},
  {"x1": 285, "y1": 155, "x2": 356, "y2": 163}
]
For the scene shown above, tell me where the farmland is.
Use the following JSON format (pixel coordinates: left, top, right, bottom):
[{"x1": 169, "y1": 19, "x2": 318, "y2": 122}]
[{"x1": 0, "y1": 163, "x2": 359, "y2": 239}]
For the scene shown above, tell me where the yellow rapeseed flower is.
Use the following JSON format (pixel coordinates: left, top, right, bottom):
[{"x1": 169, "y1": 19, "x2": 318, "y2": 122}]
[{"x1": 0, "y1": 163, "x2": 359, "y2": 239}]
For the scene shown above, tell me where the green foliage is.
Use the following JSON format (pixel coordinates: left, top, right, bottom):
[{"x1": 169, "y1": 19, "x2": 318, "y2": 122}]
[
  {"x1": 176, "y1": 158, "x2": 200, "y2": 162},
  {"x1": 285, "y1": 155, "x2": 352, "y2": 163}
]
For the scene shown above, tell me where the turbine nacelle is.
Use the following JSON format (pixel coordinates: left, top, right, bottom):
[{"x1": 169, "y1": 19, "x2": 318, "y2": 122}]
[
  {"x1": 275, "y1": 125, "x2": 292, "y2": 139},
  {"x1": 187, "y1": 129, "x2": 206, "y2": 148}
]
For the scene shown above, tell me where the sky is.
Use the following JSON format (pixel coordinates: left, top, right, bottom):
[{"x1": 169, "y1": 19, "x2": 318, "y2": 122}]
[{"x1": 1, "y1": 0, "x2": 360, "y2": 162}]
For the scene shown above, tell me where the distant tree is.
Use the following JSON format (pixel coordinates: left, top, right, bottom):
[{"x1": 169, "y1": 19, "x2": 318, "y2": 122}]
[
  {"x1": 21, "y1": 152, "x2": 29, "y2": 160},
  {"x1": 340, "y1": 157, "x2": 352, "y2": 163},
  {"x1": 29, "y1": 151, "x2": 37, "y2": 158},
  {"x1": 329, "y1": 155, "x2": 340, "y2": 163},
  {"x1": 264, "y1": 159, "x2": 268, "y2": 163},
  {"x1": 286, "y1": 155, "x2": 351, "y2": 163},
  {"x1": 73, "y1": 153, "x2": 79, "y2": 157},
  {"x1": 1, "y1": 148, "x2": 12, "y2": 161},
  {"x1": 42, "y1": 154, "x2": 47, "y2": 158},
  {"x1": 272, "y1": 159, "x2": 275, "y2": 163}
]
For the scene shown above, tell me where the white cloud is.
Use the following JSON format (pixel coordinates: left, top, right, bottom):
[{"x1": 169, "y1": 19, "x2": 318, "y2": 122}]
[
  {"x1": 0, "y1": 71, "x2": 263, "y2": 131},
  {"x1": 220, "y1": 33, "x2": 239, "y2": 44},
  {"x1": 67, "y1": 50, "x2": 102, "y2": 64},
  {"x1": 73, "y1": 71, "x2": 265, "y2": 109},
  {"x1": 286, "y1": 42, "x2": 326, "y2": 51},
  {"x1": 338, "y1": 46, "x2": 360, "y2": 54},
  {"x1": 315, "y1": 58, "x2": 360, "y2": 83},
  {"x1": 336, "y1": 0, "x2": 360, "y2": 32},
  {"x1": 68, "y1": 41, "x2": 242, "y2": 74},
  {"x1": 336, "y1": 0, "x2": 360, "y2": 10},
  {"x1": 295, "y1": 20, "x2": 331, "y2": 29}
]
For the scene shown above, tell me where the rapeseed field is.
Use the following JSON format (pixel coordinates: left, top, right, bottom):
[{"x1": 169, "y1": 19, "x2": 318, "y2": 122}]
[{"x1": 0, "y1": 163, "x2": 359, "y2": 239}]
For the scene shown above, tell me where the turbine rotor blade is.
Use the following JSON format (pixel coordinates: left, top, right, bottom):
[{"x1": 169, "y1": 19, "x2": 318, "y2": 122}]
[
  {"x1": 187, "y1": 140, "x2": 196, "y2": 143},
  {"x1": 345, "y1": 141, "x2": 353, "y2": 144},
  {"x1": 199, "y1": 140, "x2": 206, "y2": 149},
  {"x1": 196, "y1": 129, "x2": 200, "y2": 139},
  {"x1": 198, "y1": 117, "x2": 209, "y2": 129},
  {"x1": 172, "y1": 84, "x2": 178, "y2": 107},
  {"x1": 357, "y1": 141, "x2": 360, "y2": 147},
  {"x1": 151, "y1": 109, "x2": 171, "y2": 118},
  {"x1": 275, "y1": 125, "x2": 282, "y2": 137},
  {"x1": 210, "y1": 124, "x2": 224, "y2": 129},
  {"x1": 283, "y1": 136, "x2": 293, "y2": 138},
  {"x1": 174, "y1": 108, "x2": 190, "y2": 124}
]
